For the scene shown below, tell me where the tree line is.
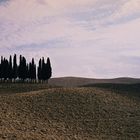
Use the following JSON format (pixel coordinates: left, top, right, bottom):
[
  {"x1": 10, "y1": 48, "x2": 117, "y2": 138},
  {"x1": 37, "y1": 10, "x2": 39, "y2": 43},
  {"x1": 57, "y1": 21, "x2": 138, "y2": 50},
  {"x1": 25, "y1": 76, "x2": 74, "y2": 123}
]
[{"x1": 0, "y1": 54, "x2": 52, "y2": 83}]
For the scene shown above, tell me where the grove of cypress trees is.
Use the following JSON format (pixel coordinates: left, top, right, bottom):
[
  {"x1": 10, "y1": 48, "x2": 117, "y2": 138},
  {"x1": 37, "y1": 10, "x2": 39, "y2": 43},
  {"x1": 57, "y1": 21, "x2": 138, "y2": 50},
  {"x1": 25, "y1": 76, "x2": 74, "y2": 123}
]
[{"x1": 0, "y1": 54, "x2": 52, "y2": 83}]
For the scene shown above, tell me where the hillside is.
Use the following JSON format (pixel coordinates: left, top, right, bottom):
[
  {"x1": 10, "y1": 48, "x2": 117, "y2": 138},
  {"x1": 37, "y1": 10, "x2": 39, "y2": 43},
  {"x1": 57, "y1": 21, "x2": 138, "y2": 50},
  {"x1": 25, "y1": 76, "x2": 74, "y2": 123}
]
[
  {"x1": 49, "y1": 77, "x2": 140, "y2": 87},
  {"x1": 0, "y1": 84, "x2": 140, "y2": 140}
]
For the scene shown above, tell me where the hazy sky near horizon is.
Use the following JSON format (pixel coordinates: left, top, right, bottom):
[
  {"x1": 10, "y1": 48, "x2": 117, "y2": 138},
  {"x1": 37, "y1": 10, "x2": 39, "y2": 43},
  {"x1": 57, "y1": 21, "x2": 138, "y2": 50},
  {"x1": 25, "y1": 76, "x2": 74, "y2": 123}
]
[{"x1": 0, "y1": 0, "x2": 140, "y2": 78}]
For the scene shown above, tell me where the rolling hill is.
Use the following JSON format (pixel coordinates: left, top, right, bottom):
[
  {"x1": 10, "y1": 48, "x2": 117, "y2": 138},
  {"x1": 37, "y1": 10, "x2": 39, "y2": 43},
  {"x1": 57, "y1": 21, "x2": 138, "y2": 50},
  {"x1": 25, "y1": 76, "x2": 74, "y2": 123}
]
[
  {"x1": 49, "y1": 77, "x2": 140, "y2": 87},
  {"x1": 0, "y1": 83, "x2": 140, "y2": 139}
]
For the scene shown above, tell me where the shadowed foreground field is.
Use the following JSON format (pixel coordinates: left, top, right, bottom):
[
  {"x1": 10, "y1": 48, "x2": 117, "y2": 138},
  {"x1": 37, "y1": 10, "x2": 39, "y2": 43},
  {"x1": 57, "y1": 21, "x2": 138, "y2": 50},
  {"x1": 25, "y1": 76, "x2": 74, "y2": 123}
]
[{"x1": 0, "y1": 84, "x2": 140, "y2": 140}]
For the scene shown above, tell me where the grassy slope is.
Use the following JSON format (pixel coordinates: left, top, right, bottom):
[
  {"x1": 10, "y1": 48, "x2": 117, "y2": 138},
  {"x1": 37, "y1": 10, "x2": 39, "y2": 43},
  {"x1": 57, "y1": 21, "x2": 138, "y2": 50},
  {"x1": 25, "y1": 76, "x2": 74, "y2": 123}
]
[
  {"x1": 0, "y1": 83, "x2": 53, "y2": 94},
  {"x1": 0, "y1": 84, "x2": 140, "y2": 140}
]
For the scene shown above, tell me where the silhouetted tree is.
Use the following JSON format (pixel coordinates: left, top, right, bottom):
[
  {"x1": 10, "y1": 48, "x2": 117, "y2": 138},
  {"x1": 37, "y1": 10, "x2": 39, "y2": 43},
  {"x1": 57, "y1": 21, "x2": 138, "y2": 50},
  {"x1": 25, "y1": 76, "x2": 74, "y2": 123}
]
[
  {"x1": 3, "y1": 58, "x2": 9, "y2": 81},
  {"x1": 37, "y1": 59, "x2": 42, "y2": 82},
  {"x1": 31, "y1": 58, "x2": 36, "y2": 81},
  {"x1": 22, "y1": 56, "x2": 27, "y2": 81},
  {"x1": 26, "y1": 63, "x2": 30, "y2": 81},
  {"x1": 0, "y1": 56, "x2": 4, "y2": 81},
  {"x1": 8, "y1": 55, "x2": 13, "y2": 81},
  {"x1": 41, "y1": 57, "x2": 46, "y2": 81},
  {"x1": 18, "y1": 55, "x2": 27, "y2": 81},
  {"x1": 18, "y1": 55, "x2": 22, "y2": 80},
  {"x1": 46, "y1": 57, "x2": 52, "y2": 81},
  {"x1": 0, "y1": 62, "x2": 1, "y2": 81},
  {"x1": 13, "y1": 54, "x2": 18, "y2": 82},
  {"x1": 0, "y1": 57, "x2": 2, "y2": 81},
  {"x1": 28, "y1": 58, "x2": 36, "y2": 82},
  {"x1": 37, "y1": 57, "x2": 52, "y2": 82}
]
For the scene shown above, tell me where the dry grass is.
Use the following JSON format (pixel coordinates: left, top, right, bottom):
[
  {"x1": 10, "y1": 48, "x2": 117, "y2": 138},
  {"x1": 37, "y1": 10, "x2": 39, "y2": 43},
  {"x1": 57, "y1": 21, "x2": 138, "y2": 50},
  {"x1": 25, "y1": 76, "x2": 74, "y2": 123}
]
[
  {"x1": 0, "y1": 85, "x2": 140, "y2": 140},
  {"x1": 0, "y1": 83, "x2": 52, "y2": 94}
]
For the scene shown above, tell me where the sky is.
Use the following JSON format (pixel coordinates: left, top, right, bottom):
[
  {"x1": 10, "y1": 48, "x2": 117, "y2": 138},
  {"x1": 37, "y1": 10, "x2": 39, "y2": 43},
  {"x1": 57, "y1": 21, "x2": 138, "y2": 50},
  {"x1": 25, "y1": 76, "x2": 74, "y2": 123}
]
[{"x1": 0, "y1": 0, "x2": 140, "y2": 78}]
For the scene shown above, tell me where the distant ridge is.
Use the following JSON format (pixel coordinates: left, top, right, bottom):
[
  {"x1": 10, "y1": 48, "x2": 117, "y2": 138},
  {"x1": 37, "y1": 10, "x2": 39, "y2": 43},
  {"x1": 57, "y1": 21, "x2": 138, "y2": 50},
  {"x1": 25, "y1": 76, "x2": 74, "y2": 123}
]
[{"x1": 49, "y1": 77, "x2": 140, "y2": 87}]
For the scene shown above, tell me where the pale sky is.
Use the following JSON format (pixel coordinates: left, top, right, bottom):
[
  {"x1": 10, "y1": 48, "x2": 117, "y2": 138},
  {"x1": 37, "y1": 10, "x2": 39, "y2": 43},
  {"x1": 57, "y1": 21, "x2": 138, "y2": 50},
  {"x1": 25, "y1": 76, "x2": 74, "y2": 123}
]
[{"x1": 0, "y1": 0, "x2": 140, "y2": 78}]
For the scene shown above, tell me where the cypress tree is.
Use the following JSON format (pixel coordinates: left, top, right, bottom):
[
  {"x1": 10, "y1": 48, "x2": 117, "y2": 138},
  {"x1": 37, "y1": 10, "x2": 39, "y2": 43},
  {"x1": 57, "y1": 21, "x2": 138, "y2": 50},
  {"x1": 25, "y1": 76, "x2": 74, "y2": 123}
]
[
  {"x1": 0, "y1": 62, "x2": 1, "y2": 81},
  {"x1": 0, "y1": 56, "x2": 4, "y2": 81},
  {"x1": 29, "y1": 59, "x2": 36, "y2": 82},
  {"x1": 46, "y1": 57, "x2": 52, "y2": 81},
  {"x1": 41, "y1": 57, "x2": 46, "y2": 81},
  {"x1": 3, "y1": 58, "x2": 9, "y2": 81},
  {"x1": 0, "y1": 57, "x2": 2, "y2": 81},
  {"x1": 29, "y1": 62, "x2": 32, "y2": 81},
  {"x1": 32, "y1": 58, "x2": 36, "y2": 81},
  {"x1": 18, "y1": 55, "x2": 27, "y2": 81},
  {"x1": 26, "y1": 63, "x2": 29, "y2": 82},
  {"x1": 8, "y1": 55, "x2": 13, "y2": 81},
  {"x1": 37, "y1": 59, "x2": 42, "y2": 82},
  {"x1": 13, "y1": 54, "x2": 18, "y2": 82},
  {"x1": 22, "y1": 56, "x2": 27, "y2": 81},
  {"x1": 43, "y1": 62, "x2": 47, "y2": 81},
  {"x1": 18, "y1": 55, "x2": 22, "y2": 80}
]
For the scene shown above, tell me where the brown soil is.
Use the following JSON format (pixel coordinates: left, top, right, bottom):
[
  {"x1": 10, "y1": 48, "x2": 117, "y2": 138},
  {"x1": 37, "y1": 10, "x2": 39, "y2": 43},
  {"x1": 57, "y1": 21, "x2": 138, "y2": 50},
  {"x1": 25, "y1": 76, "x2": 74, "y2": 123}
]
[{"x1": 0, "y1": 85, "x2": 140, "y2": 140}]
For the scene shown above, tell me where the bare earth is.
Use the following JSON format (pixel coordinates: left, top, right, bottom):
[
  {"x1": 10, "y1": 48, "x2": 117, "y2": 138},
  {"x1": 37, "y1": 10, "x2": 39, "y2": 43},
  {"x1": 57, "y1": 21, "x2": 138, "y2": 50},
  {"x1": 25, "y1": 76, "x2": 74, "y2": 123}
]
[{"x1": 0, "y1": 82, "x2": 140, "y2": 140}]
